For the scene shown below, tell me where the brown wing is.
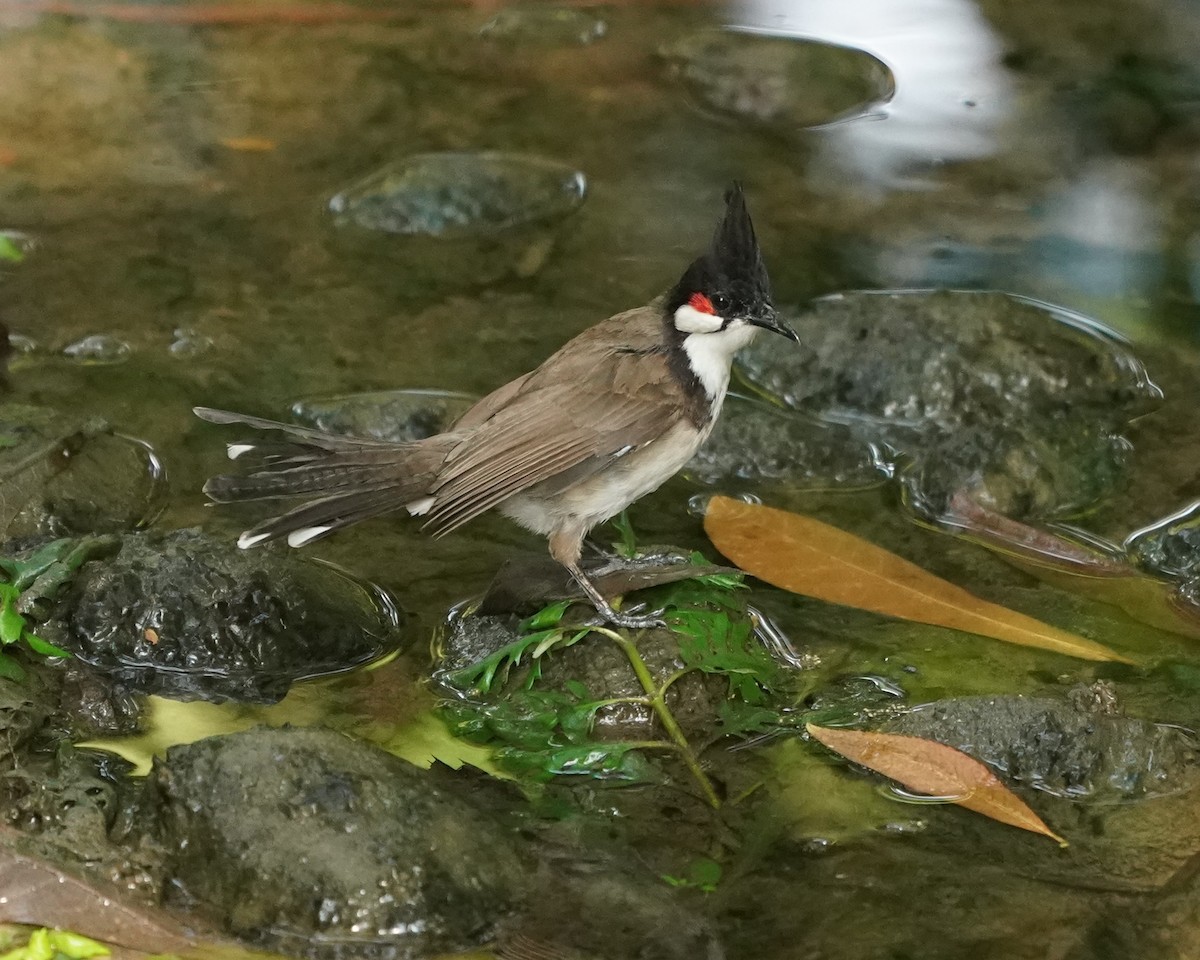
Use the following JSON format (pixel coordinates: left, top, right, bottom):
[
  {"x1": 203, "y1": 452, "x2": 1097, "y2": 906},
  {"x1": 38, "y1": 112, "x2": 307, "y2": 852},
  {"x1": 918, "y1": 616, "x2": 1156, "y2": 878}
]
[
  {"x1": 451, "y1": 372, "x2": 534, "y2": 432},
  {"x1": 422, "y1": 307, "x2": 685, "y2": 535}
]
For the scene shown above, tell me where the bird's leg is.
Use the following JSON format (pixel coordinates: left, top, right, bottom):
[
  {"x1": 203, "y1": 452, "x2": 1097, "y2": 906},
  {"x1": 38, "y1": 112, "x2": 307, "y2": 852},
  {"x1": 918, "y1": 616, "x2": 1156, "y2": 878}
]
[{"x1": 550, "y1": 525, "x2": 665, "y2": 630}]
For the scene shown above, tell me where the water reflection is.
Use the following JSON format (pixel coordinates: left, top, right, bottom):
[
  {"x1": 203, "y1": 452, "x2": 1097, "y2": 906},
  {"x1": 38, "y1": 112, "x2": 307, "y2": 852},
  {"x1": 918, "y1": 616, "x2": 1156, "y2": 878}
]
[
  {"x1": 1031, "y1": 160, "x2": 1165, "y2": 298},
  {"x1": 733, "y1": 0, "x2": 1015, "y2": 188}
]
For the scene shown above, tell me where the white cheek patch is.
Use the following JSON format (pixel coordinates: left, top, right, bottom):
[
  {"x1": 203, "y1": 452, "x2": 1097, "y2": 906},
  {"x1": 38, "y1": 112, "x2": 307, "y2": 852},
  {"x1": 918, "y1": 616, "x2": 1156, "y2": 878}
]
[
  {"x1": 673, "y1": 303, "x2": 724, "y2": 334},
  {"x1": 682, "y1": 323, "x2": 758, "y2": 400}
]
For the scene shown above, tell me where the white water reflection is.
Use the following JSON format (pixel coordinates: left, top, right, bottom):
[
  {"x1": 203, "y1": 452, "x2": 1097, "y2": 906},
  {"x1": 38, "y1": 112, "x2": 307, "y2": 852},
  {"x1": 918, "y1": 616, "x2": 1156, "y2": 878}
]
[
  {"x1": 1031, "y1": 160, "x2": 1164, "y2": 298},
  {"x1": 732, "y1": 0, "x2": 1015, "y2": 190}
]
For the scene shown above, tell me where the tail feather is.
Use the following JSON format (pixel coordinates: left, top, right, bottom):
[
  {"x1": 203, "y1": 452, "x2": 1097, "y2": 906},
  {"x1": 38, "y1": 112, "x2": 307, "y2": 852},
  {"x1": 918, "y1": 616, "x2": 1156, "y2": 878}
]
[
  {"x1": 204, "y1": 457, "x2": 420, "y2": 503},
  {"x1": 195, "y1": 406, "x2": 395, "y2": 451},
  {"x1": 195, "y1": 406, "x2": 456, "y2": 547},
  {"x1": 237, "y1": 487, "x2": 414, "y2": 549}
]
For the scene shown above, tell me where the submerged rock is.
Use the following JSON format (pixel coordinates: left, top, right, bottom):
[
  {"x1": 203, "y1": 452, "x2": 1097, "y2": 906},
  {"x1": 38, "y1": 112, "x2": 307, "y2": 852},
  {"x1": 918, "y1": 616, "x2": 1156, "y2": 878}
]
[
  {"x1": 290, "y1": 389, "x2": 477, "y2": 443},
  {"x1": 0, "y1": 403, "x2": 165, "y2": 539},
  {"x1": 329, "y1": 152, "x2": 586, "y2": 238},
  {"x1": 736, "y1": 290, "x2": 1161, "y2": 519},
  {"x1": 883, "y1": 693, "x2": 1198, "y2": 801},
  {"x1": 0, "y1": 672, "x2": 51, "y2": 769},
  {"x1": 661, "y1": 29, "x2": 893, "y2": 129},
  {"x1": 685, "y1": 393, "x2": 881, "y2": 489},
  {"x1": 438, "y1": 553, "x2": 786, "y2": 750},
  {"x1": 44, "y1": 529, "x2": 403, "y2": 703},
  {"x1": 909, "y1": 419, "x2": 1132, "y2": 519},
  {"x1": 6, "y1": 748, "x2": 130, "y2": 869},
  {"x1": 327, "y1": 152, "x2": 585, "y2": 288},
  {"x1": 1126, "y1": 502, "x2": 1200, "y2": 580},
  {"x1": 479, "y1": 6, "x2": 606, "y2": 45},
  {"x1": 147, "y1": 727, "x2": 526, "y2": 958},
  {"x1": 439, "y1": 608, "x2": 728, "y2": 744},
  {"x1": 61, "y1": 334, "x2": 132, "y2": 365}
]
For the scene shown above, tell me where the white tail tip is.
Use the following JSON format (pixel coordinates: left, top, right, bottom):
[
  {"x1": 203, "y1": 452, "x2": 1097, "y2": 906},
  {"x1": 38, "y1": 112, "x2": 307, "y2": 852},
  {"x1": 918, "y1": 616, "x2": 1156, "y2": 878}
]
[
  {"x1": 237, "y1": 531, "x2": 271, "y2": 549},
  {"x1": 227, "y1": 443, "x2": 256, "y2": 460},
  {"x1": 286, "y1": 525, "x2": 333, "y2": 547},
  {"x1": 406, "y1": 496, "x2": 436, "y2": 517}
]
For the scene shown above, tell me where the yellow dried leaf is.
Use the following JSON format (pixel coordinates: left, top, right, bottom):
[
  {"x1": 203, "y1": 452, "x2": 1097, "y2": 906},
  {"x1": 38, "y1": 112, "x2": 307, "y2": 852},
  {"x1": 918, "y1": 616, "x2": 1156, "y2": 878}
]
[
  {"x1": 703, "y1": 496, "x2": 1132, "y2": 663},
  {"x1": 806, "y1": 723, "x2": 1067, "y2": 846},
  {"x1": 219, "y1": 136, "x2": 277, "y2": 152}
]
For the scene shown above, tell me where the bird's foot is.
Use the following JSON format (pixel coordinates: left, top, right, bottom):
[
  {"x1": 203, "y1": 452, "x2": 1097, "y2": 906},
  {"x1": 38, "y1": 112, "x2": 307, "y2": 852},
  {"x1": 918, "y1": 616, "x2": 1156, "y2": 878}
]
[
  {"x1": 589, "y1": 598, "x2": 666, "y2": 631},
  {"x1": 565, "y1": 560, "x2": 665, "y2": 630}
]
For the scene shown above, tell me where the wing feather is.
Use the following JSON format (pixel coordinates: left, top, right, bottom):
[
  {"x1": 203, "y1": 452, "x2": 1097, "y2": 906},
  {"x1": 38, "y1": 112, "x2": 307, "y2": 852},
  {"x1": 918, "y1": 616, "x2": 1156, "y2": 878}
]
[{"x1": 422, "y1": 345, "x2": 687, "y2": 535}]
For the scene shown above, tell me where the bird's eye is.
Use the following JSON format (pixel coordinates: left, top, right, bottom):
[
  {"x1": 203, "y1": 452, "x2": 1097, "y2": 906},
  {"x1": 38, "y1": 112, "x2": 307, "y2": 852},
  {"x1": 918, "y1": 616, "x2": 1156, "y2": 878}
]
[{"x1": 710, "y1": 293, "x2": 730, "y2": 312}]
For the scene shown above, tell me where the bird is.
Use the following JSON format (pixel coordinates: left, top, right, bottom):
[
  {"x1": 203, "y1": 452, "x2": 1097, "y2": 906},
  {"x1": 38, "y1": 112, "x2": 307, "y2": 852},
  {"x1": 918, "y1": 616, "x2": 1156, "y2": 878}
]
[{"x1": 195, "y1": 183, "x2": 797, "y2": 628}]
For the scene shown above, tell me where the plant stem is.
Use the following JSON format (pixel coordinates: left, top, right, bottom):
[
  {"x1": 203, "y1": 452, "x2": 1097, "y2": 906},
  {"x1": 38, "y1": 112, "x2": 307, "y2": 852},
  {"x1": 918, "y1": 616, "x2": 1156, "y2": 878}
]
[{"x1": 597, "y1": 628, "x2": 722, "y2": 808}]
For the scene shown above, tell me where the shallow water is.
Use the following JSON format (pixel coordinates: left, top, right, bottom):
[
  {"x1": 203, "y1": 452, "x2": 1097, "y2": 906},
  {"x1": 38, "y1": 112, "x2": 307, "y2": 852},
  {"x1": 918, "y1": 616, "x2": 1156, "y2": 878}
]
[{"x1": 4, "y1": 1, "x2": 1200, "y2": 957}]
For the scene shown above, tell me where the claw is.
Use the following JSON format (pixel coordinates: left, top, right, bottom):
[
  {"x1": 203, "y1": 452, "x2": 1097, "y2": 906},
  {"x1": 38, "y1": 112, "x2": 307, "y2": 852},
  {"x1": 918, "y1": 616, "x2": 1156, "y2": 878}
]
[{"x1": 592, "y1": 598, "x2": 666, "y2": 631}]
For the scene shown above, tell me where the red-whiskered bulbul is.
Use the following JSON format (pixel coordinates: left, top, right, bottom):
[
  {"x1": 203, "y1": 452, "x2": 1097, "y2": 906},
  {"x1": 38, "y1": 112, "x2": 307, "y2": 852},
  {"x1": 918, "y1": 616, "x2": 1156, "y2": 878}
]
[{"x1": 195, "y1": 184, "x2": 797, "y2": 628}]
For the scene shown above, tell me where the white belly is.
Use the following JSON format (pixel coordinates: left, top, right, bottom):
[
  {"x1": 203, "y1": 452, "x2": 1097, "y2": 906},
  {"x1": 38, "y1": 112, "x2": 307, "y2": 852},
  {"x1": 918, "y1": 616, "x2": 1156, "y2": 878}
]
[{"x1": 499, "y1": 420, "x2": 709, "y2": 536}]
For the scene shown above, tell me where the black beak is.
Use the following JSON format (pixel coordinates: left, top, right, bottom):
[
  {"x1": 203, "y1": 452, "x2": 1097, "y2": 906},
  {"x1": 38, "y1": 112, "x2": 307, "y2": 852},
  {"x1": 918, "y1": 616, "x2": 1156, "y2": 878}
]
[{"x1": 748, "y1": 312, "x2": 800, "y2": 343}]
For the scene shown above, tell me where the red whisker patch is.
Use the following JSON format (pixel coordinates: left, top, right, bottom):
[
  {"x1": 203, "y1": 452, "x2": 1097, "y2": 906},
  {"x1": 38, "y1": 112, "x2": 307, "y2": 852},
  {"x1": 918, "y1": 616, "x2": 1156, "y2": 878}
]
[{"x1": 689, "y1": 292, "x2": 715, "y2": 314}]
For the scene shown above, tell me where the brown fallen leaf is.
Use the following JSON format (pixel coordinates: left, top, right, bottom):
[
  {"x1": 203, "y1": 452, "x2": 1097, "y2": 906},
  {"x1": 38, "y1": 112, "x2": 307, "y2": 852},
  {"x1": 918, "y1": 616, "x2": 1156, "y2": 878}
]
[
  {"x1": 219, "y1": 137, "x2": 277, "y2": 153},
  {"x1": 0, "y1": 831, "x2": 195, "y2": 953},
  {"x1": 703, "y1": 496, "x2": 1133, "y2": 663},
  {"x1": 1, "y1": 2, "x2": 413, "y2": 24},
  {"x1": 940, "y1": 491, "x2": 1200, "y2": 641},
  {"x1": 805, "y1": 723, "x2": 1067, "y2": 846}
]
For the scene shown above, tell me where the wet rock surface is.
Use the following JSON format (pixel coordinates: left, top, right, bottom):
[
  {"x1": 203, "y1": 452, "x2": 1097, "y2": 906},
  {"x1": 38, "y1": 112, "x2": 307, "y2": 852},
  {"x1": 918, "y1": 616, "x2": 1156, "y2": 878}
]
[
  {"x1": 55, "y1": 660, "x2": 142, "y2": 738},
  {"x1": 329, "y1": 152, "x2": 586, "y2": 238},
  {"x1": 326, "y1": 152, "x2": 585, "y2": 288},
  {"x1": 44, "y1": 529, "x2": 403, "y2": 703},
  {"x1": 0, "y1": 673, "x2": 51, "y2": 768},
  {"x1": 475, "y1": 547, "x2": 741, "y2": 617},
  {"x1": 685, "y1": 393, "x2": 881, "y2": 489},
  {"x1": 146, "y1": 726, "x2": 527, "y2": 958},
  {"x1": 4, "y1": 748, "x2": 131, "y2": 870},
  {"x1": 479, "y1": 6, "x2": 607, "y2": 45},
  {"x1": 291, "y1": 389, "x2": 477, "y2": 443},
  {"x1": 736, "y1": 291, "x2": 1161, "y2": 518},
  {"x1": 439, "y1": 610, "x2": 727, "y2": 743},
  {"x1": 438, "y1": 551, "x2": 770, "y2": 746},
  {"x1": 0, "y1": 403, "x2": 165, "y2": 539},
  {"x1": 1126, "y1": 502, "x2": 1200, "y2": 579},
  {"x1": 661, "y1": 28, "x2": 893, "y2": 129},
  {"x1": 61, "y1": 334, "x2": 132, "y2": 365},
  {"x1": 883, "y1": 692, "x2": 1199, "y2": 801}
]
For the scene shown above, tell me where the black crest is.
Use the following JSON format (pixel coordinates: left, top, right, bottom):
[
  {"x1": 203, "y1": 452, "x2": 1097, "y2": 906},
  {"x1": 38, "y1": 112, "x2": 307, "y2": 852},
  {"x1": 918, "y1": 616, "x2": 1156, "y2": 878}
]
[{"x1": 667, "y1": 182, "x2": 774, "y2": 319}]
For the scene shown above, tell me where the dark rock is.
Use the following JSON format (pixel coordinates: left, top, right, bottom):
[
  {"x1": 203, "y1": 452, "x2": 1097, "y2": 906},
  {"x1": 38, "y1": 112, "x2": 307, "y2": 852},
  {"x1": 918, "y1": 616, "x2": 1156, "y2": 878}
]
[
  {"x1": 736, "y1": 290, "x2": 1161, "y2": 519},
  {"x1": 685, "y1": 393, "x2": 881, "y2": 489},
  {"x1": 5, "y1": 748, "x2": 127, "y2": 866},
  {"x1": 438, "y1": 559, "x2": 768, "y2": 745},
  {"x1": 476, "y1": 547, "x2": 740, "y2": 618},
  {"x1": 908, "y1": 419, "x2": 1132, "y2": 519},
  {"x1": 146, "y1": 727, "x2": 527, "y2": 959},
  {"x1": 61, "y1": 334, "x2": 132, "y2": 365},
  {"x1": 882, "y1": 694, "x2": 1199, "y2": 801},
  {"x1": 538, "y1": 625, "x2": 728, "y2": 742},
  {"x1": 660, "y1": 29, "x2": 893, "y2": 129},
  {"x1": 290, "y1": 389, "x2": 477, "y2": 443},
  {"x1": 0, "y1": 672, "x2": 51, "y2": 768},
  {"x1": 0, "y1": 403, "x2": 165, "y2": 540},
  {"x1": 439, "y1": 609, "x2": 726, "y2": 743},
  {"x1": 326, "y1": 152, "x2": 585, "y2": 288},
  {"x1": 1126, "y1": 501, "x2": 1200, "y2": 579},
  {"x1": 56, "y1": 660, "x2": 141, "y2": 738},
  {"x1": 47, "y1": 529, "x2": 404, "y2": 704},
  {"x1": 329, "y1": 152, "x2": 585, "y2": 238},
  {"x1": 479, "y1": 7, "x2": 606, "y2": 45}
]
